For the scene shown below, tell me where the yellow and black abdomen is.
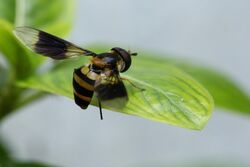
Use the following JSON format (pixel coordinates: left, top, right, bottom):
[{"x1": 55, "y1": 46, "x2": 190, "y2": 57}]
[{"x1": 73, "y1": 65, "x2": 97, "y2": 109}]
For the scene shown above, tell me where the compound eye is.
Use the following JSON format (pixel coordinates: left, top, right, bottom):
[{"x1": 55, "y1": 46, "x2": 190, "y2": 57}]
[{"x1": 111, "y1": 47, "x2": 131, "y2": 72}]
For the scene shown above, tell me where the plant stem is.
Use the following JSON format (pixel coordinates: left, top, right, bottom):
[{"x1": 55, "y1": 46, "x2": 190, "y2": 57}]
[
  {"x1": 0, "y1": 87, "x2": 21, "y2": 121},
  {"x1": 14, "y1": 0, "x2": 26, "y2": 26}
]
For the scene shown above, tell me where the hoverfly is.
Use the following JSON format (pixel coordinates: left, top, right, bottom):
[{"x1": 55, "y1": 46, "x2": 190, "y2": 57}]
[{"x1": 13, "y1": 27, "x2": 141, "y2": 119}]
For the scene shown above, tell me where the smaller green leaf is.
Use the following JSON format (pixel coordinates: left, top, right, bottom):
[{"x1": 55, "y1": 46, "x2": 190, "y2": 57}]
[
  {"x1": 0, "y1": 0, "x2": 75, "y2": 36},
  {"x1": 0, "y1": 19, "x2": 44, "y2": 78},
  {"x1": 0, "y1": 19, "x2": 26, "y2": 67},
  {"x1": 0, "y1": 0, "x2": 15, "y2": 23},
  {"x1": 24, "y1": 0, "x2": 76, "y2": 37},
  {"x1": 18, "y1": 55, "x2": 213, "y2": 130}
]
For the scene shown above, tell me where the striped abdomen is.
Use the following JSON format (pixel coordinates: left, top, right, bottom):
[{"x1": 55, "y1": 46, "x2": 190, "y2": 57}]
[{"x1": 73, "y1": 65, "x2": 98, "y2": 109}]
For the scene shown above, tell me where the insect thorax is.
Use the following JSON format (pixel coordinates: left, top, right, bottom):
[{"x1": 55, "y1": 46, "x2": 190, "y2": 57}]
[{"x1": 91, "y1": 52, "x2": 125, "y2": 73}]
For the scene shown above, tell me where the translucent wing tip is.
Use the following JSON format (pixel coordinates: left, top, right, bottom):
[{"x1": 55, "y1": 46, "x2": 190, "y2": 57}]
[
  {"x1": 13, "y1": 26, "x2": 32, "y2": 37},
  {"x1": 13, "y1": 27, "x2": 39, "y2": 50},
  {"x1": 13, "y1": 27, "x2": 22, "y2": 39}
]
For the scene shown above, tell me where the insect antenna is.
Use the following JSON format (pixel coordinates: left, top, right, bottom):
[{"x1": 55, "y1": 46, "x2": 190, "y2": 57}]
[
  {"x1": 128, "y1": 49, "x2": 138, "y2": 56},
  {"x1": 98, "y1": 99, "x2": 103, "y2": 120},
  {"x1": 131, "y1": 52, "x2": 137, "y2": 56}
]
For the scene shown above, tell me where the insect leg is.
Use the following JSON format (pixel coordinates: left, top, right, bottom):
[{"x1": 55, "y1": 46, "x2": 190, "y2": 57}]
[
  {"x1": 121, "y1": 77, "x2": 145, "y2": 91},
  {"x1": 98, "y1": 99, "x2": 103, "y2": 120}
]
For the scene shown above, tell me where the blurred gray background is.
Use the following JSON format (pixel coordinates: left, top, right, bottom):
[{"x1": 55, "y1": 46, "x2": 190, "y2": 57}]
[{"x1": 1, "y1": 0, "x2": 250, "y2": 167}]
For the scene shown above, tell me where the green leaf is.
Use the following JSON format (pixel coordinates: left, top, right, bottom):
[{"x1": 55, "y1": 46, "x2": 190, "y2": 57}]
[
  {"x1": 0, "y1": 0, "x2": 15, "y2": 23},
  {"x1": 0, "y1": 19, "x2": 43, "y2": 78},
  {"x1": 17, "y1": 54, "x2": 214, "y2": 130},
  {"x1": 19, "y1": 0, "x2": 75, "y2": 36},
  {"x1": 0, "y1": 0, "x2": 75, "y2": 37}
]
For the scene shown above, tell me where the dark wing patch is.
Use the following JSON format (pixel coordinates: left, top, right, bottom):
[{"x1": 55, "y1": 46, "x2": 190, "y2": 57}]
[
  {"x1": 95, "y1": 77, "x2": 128, "y2": 100},
  {"x1": 73, "y1": 65, "x2": 98, "y2": 109},
  {"x1": 14, "y1": 27, "x2": 95, "y2": 59},
  {"x1": 94, "y1": 70, "x2": 128, "y2": 108}
]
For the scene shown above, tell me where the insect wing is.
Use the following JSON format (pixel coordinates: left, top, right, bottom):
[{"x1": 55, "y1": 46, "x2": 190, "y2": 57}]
[
  {"x1": 94, "y1": 71, "x2": 128, "y2": 109},
  {"x1": 14, "y1": 27, "x2": 95, "y2": 59}
]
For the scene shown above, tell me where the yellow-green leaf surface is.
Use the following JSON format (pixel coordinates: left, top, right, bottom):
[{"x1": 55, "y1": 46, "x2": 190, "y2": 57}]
[{"x1": 18, "y1": 52, "x2": 214, "y2": 130}]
